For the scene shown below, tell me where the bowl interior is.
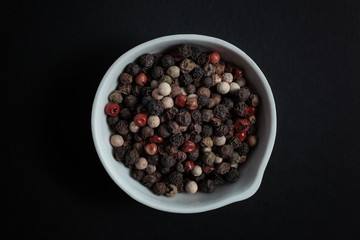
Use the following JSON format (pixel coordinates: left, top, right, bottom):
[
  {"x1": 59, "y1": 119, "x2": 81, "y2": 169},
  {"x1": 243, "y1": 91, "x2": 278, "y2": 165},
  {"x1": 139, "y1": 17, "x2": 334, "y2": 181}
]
[{"x1": 92, "y1": 35, "x2": 276, "y2": 213}]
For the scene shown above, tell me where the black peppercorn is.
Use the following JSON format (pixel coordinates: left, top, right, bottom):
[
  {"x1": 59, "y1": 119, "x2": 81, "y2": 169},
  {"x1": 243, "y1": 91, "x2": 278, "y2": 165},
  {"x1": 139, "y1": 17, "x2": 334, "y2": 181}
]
[
  {"x1": 124, "y1": 149, "x2": 139, "y2": 168},
  {"x1": 138, "y1": 53, "x2": 155, "y2": 68},
  {"x1": 151, "y1": 66, "x2": 164, "y2": 79},
  {"x1": 152, "y1": 182, "x2": 167, "y2": 195},
  {"x1": 148, "y1": 100, "x2": 164, "y2": 115},
  {"x1": 161, "y1": 155, "x2": 176, "y2": 168},
  {"x1": 212, "y1": 173, "x2": 226, "y2": 185},
  {"x1": 238, "y1": 142, "x2": 250, "y2": 156},
  {"x1": 177, "y1": 150, "x2": 187, "y2": 162},
  {"x1": 186, "y1": 84, "x2": 196, "y2": 94},
  {"x1": 119, "y1": 73, "x2": 133, "y2": 84},
  {"x1": 225, "y1": 168, "x2": 240, "y2": 183},
  {"x1": 238, "y1": 87, "x2": 251, "y2": 102},
  {"x1": 191, "y1": 110, "x2": 203, "y2": 124},
  {"x1": 147, "y1": 154, "x2": 159, "y2": 165},
  {"x1": 190, "y1": 134, "x2": 202, "y2": 143},
  {"x1": 176, "y1": 44, "x2": 192, "y2": 58},
  {"x1": 124, "y1": 95, "x2": 138, "y2": 108},
  {"x1": 167, "y1": 171, "x2": 183, "y2": 186},
  {"x1": 187, "y1": 148, "x2": 200, "y2": 161},
  {"x1": 247, "y1": 125, "x2": 257, "y2": 135},
  {"x1": 201, "y1": 109, "x2": 214, "y2": 122},
  {"x1": 221, "y1": 97, "x2": 234, "y2": 110},
  {"x1": 191, "y1": 67, "x2": 206, "y2": 79},
  {"x1": 179, "y1": 73, "x2": 193, "y2": 85},
  {"x1": 115, "y1": 120, "x2": 129, "y2": 136},
  {"x1": 219, "y1": 144, "x2": 234, "y2": 159},
  {"x1": 176, "y1": 111, "x2": 192, "y2": 126},
  {"x1": 157, "y1": 124, "x2": 171, "y2": 138},
  {"x1": 141, "y1": 174, "x2": 157, "y2": 188},
  {"x1": 234, "y1": 102, "x2": 248, "y2": 117},
  {"x1": 161, "y1": 55, "x2": 176, "y2": 68},
  {"x1": 170, "y1": 134, "x2": 185, "y2": 147},
  {"x1": 210, "y1": 117, "x2": 221, "y2": 127},
  {"x1": 214, "y1": 125, "x2": 229, "y2": 136},
  {"x1": 198, "y1": 95, "x2": 209, "y2": 108},
  {"x1": 125, "y1": 62, "x2": 141, "y2": 76},
  {"x1": 229, "y1": 137, "x2": 243, "y2": 149},
  {"x1": 113, "y1": 145, "x2": 131, "y2": 162},
  {"x1": 197, "y1": 53, "x2": 210, "y2": 65},
  {"x1": 117, "y1": 83, "x2": 132, "y2": 95},
  {"x1": 107, "y1": 115, "x2": 120, "y2": 129},
  {"x1": 248, "y1": 93, "x2": 260, "y2": 107},
  {"x1": 188, "y1": 123, "x2": 202, "y2": 135},
  {"x1": 214, "y1": 104, "x2": 229, "y2": 119},
  {"x1": 202, "y1": 76, "x2": 213, "y2": 88},
  {"x1": 201, "y1": 124, "x2": 213, "y2": 137},
  {"x1": 190, "y1": 46, "x2": 202, "y2": 60},
  {"x1": 131, "y1": 169, "x2": 145, "y2": 181},
  {"x1": 198, "y1": 179, "x2": 215, "y2": 193},
  {"x1": 141, "y1": 126, "x2": 154, "y2": 139}
]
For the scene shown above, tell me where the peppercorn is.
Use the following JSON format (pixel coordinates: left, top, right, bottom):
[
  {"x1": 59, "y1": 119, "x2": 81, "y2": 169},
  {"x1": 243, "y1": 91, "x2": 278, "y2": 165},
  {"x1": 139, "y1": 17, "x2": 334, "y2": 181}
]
[
  {"x1": 212, "y1": 173, "x2": 226, "y2": 185},
  {"x1": 197, "y1": 87, "x2": 211, "y2": 98},
  {"x1": 229, "y1": 82, "x2": 240, "y2": 95},
  {"x1": 211, "y1": 93, "x2": 222, "y2": 105},
  {"x1": 197, "y1": 53, "x2": 210, "y2": 65},
  {"x1": 152, "y1": 182, "x2": 166, "y2": 195},
  {"x1": 213, "y1": 135, "x2": 226, "y2": 146},
  {"x1": 236, "y1": 77, "x2": 246, "y2": 87},
  {"x1": 247, "y1": 125, "x2": 257, "y2": 135},
  {"x1": 125, "y1": 62, "x2": 141, "y2": 76},
  {"x1": 238, "y1": 87, "x2": 251, "y2": 102},
  {"x1": 138, "y1": 53, "x2": 155, "y2": 68},
  {"x1": 230, "y1": 152, "x2": 242, "y2": 164},
  {"x1": 176, "y1": 44, "x2": 192, "y2": 58},
  {"x1": 124, "y1": 149, "x2": 139, "y2": 168},
  {"x1": 135, "y1": 157, "x2": 148, "y2": 170},
  {"x1": 158, "y1": 82, "x2": 171, "y2": 96},
  {"x1": 161, "y1": 155, "x2": 176, "y2": 168},
  {"x1": 247, "y1": 135, "x2": 257, "y2": 147},
  {"x1": 110, "y1": 134, "x2": 124, "y2": 147},
  {"x1": 198, "y1": 179, "x2": 215, "y2": 193},
  {"x1": 212, "y1": 74, "x2": 222, "y2": 85},
  {"x1": 218, "y1": 144, "x2": 233, "y2": 159},
  {"x1": 201, "y1": 124, "x2": 213, "y2": 137},
  {"x1": 191, "y1": 165, "x2": 202, "y2": 177},
  {"x1": 147, "y1": 154, "x2": 159, "y2": 165},
  {"x1": 210, "y1": 117, "x2": 222, "y2": 127},
  {"x1": 124, "y1": 95, "x2": 138, "y2": 108},
  {"x1": 201, "y1": 137, "x2": 213, "y2": 148},
  {"x1": 221, "y1": 97, "x2": 234, "y2": 110},
  {"x1": 229, "y1": 137, "x2": 243, "y2": 149},
  {"x1": 168, "y1": 171, "x2": 183, "y2": 186},
  {"x1": 216, "y1": 162, "x2": 230, "y2": 175},
  {"x1": 215, "y1": 61, "x2": 225, "y2": 74},
  {"x1": 157, "y1": 124, "x2": 171, "y2": 138},
  {"x1": 108, "y1": 90, "x2": 123, "y2": 104},
  {"x1": 165, "y1": 184, "x2": 178, "y2": 197},
  {"x1": 222, "y1": 72, "x2": 233, "y2": 83},
  {"x1": 119, "y1": 72, "x2": 133, "y2": 85},
  {"x1": 191, "y1": 110, "x2": 202, "y2": 124},
  {"x1": 186, "y1": 97, "x2": 198, "y2": 110},
  {"x1": 147, "y1": 100, "x2": 164, "y2": 115},
  {"x1": 131, "y1": 169, "x2": 145, "y2": 181},
  {"x1": 141, "y1": 126, "x2": 154, "y2": 139},
  {"x1": 196, "y1": 95, "x2": 208, "y2": 108},
  {"x1": 185, "y1": 181, "x2": 198, "y2": 194},
  {"x1": 167, "y1": 66, "x2": 181, "y2": 78},
  {"x1": 107, "y1": 115, "x2": 120, "y2": 130},
  {"x1": 203, "y1": 63, "x2": 215, "y2": 76},
  {"x1": 113, "y1": 145, "x2": 131, "y2": 162},
  {"x1": 177, "y1": 150, "x2": 187, "y2": 162},
  {"x1": 170, "y1": 134, "x2": 185, "y2": 147},
  {"x1": 117, "y1": 83, "x2": 132, "y2": 95},
  {"x1": 167, "y1": 121, "x2": 180, "y2": 134},
  {"x1": 217, "y1": 82, "x2": 230, "y2": 94},
  {"x1": 234, "y1": 102, "x2": 248, "y2": 117},
  {"x1": 180, "y1": 59, "x2": 196, "y2": 72},
  {"x1": 160, "y1": 167, "x2": 171, "y2": 174},
  {"x1": 214, "y1": 125, "x2": 229, "y2": 136},
  {"x1": 161, "y1": 55, "x2": 175, "y2": 68},
  {"x1": 141, "y1": 174, "x2": 157, "y2": 188},
  {"x1": 178, "y1": 73, "x2": 193, "y2": 86},
  {"x1": 225, "y1": 168, "x2": 240, "y2": 183},
  {"x1": 151, "y1": 66, "x2": 164, "y2": 79},
  {"x1": 201, "y1": 109, "x2": 214, "y2": 122},
  {"x1": 201, "y1": 76, "x2": 212, "y2": 88},
  {"x1": 190, "y1": 134, "x2": 202, "y2": 144},
  {"x1": 203, "y1": 152, "x2": 216, "y2": 166},
  {"x1": 238, "y1": 142, "x2": 250, "y2": 156},
  {"x1": 115, "y1": 120, "x2": 129, "y2": 136},
  {"x1": 169, "y1": 84, "x2": 182, "y2": 98},
  {"x1": 176, "y1": 111, "x2": 192, "y2": 126},
  {"x1": 248, "y1": 93, "x2": 260, "y2": 107},
  {"x1": 238, "y1": 155, "x2": 247, "y2": 163},
  {"x1": 191, "y1": 67, "x2": 206, "y2": 79}
]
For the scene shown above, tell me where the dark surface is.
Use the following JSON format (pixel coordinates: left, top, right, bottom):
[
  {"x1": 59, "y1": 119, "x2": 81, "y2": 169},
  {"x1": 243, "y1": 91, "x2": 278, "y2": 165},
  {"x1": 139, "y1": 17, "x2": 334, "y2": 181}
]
[{"x1": 3, "y1": 0, "x2": 360, "y2": 239}]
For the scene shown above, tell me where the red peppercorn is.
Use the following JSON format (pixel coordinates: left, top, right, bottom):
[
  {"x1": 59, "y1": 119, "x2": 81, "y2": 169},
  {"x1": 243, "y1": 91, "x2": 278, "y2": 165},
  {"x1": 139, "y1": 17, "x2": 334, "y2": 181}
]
[
  {"x1": 186, "y1": 97, "x2": 198, "y2": 110},
  {"x1": 175, "y1": 94, "x2": 188, "y2": 107},
  {"x1": 233, "y1": 68, "x2": 243, "y2": 78},
  {"x1": 209, "y1": 52, "x2": 220, "y2": 64},
  {"x1": 248, "y1": 106, "x2": 256, "y2": 115},
  {"x1": 181, "y1": 140, "x2": 195, "y2": 152},
  {"x1": 149, "y1": 134, "x2": 164, "y2": 143},
  {"x1": 105, "y1": 103, "x2": 120, "y2": 116},
  {"x1": 185, "y1": 161, "x2": 194, "y2": 170},
  {"x1": 134, "y1": 113, "x2": 147, "y2": 127},
  {"x1": 235, "y1": 131, "x2": 247, "y2": 141},
  {"x1": 234, "y1": 119, "x2": 250, "y2": 132},
  {"x1": 144, "y1": 143, "x2": 158, "y2": 155},
  {"x1": 135, "y1": 73, "x2": 147, "y2": 86},
  {"x1": 203, "y1": 166, "x2": 212, "y2": 174}
]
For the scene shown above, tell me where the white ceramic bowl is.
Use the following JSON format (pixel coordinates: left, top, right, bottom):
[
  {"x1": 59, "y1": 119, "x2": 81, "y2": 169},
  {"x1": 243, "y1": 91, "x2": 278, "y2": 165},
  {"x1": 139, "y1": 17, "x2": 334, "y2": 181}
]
[{"x1": 91, "y1": 34, "x2": 276, "y2": 213}]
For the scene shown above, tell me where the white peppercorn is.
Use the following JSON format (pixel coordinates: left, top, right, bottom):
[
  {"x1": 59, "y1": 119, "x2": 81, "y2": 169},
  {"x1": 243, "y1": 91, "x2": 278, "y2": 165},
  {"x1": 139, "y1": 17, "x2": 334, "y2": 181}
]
[
  {"x1": 213, "y1": 135, "x2": 226, "y2": 146},
  {"x1": 216, "y1": 82, "x2": 230, "y2": 94},
  {"x1": 185, "y1": 181, "x2": 198, "y2": 194},
  {"x1": 158, "y1": 82, "x2": 171, "y2": 96},
  {"x1": 110, "y1": 134, "x2": 124, "y2": 147},
  {"x1": 191, "y1": 165, "x2": 202, "y2": 176},
  {"x1": 135, "y1": 157, "x2": 148, "y2": 170},
  {"x1": 147, "y1": 115, "x2": 160, "y2": 128},
  {"x1": 161, "y1": 97, "x2": 174, "y2": 108},
  {"x1": 222, "y1": 72, "x2": 233, "y2": 83},
  {"x1": 129, "y1": 121, "x2": 140, "y2": 133},
  {"x1": 167, "y1": 66, "x2": 181, "y2": 78},
  {"x1": 152, "y1": 88, "x2": 164, "y2": 100},
  {"x1": 202, "y1": 147, "x2": 212, "y2": 153},
  {"x1": 215, "y1": 156, "x2": 223, "y2": 164}
]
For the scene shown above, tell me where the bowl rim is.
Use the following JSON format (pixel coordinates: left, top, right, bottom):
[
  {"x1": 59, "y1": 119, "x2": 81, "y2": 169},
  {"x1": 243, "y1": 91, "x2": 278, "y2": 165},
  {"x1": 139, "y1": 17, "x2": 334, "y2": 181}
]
[{"x1": 91, "y1": 34, "x2": 277, "y2": 213}]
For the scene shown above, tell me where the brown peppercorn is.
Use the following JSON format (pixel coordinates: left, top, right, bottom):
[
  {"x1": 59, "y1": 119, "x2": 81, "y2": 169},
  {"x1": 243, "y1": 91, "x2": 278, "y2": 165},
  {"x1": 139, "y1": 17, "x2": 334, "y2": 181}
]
[
  {"x1": 177, "y1": 150, "x2": 187, "y2": 162},
  {"x1": 152, "y1": 182, "x2": 166, "y2": 195},
  {"x1": 201, "y1": 137, "x2": 213, "y2": 148},
  {"x1": 210, "y1": 117, "x2": 222, "y2": 127},
  {"x1": 216, "y1": 162, "x2": 231, "y2": 175},
  {"x1": 238, "y1": 142, "x2": 250, "y2": 156},
  {"x1": 247, "y1": 135, "x2": 257, "y2": 147},
  {"x1": 131, "y1": 169, "x2": 145, "y2": 181},
  {"x1": 115, "y1": 120, "x2": 129, "y2": 136},
  {"x1": 124, "y1": 95, "x2": 138, "y2": 108},
  {"x1": 197, "y1": 53, "x2": 210, "y2": 65},
  {"x1": 188, "y1": 123, "x2": 202, "y2": 135},
  {"x1": 117, "y1": 83, "x2": 132, "y2": 95},
  {"x1": 203, "y1": 63, "x2": 215, "y2": 76},
  {"x1": 202, "y1": 76, "x2": 213, "y2": 88},
  {"x1": 141, "y1": 174, "x2": 157, "y2": 188},
  {"x1": 119, "y1": 72, "x2": 133, "y2": 84},
  {"x1": 215, "y1": 61, "x2": 225, "y2": 74},
  {"x1": 157, "y1": 124, "x2": 171, "y2": 138},
  {"x1": 141, "y1": 126, "x2": 154, "y2": 139},
  {"x1": 180, "y1": 59, "x2": 196, "y2": 72},
  {"x1": 108, "y1": 90, "x2": 123, "y2": 104},
  {"x1": 113, "y1": 145, "x2": 131, "y2": 162},
  {"x1": 168, "y1": 171, "x2": 183, "y2": 186},
  {"x1": 219, "y1": 144, "x2": 234, "y2": 159},
  {"x1": 197, "y1": 87, "x2": 211, "y2": 98},
  {"x1": 201, "y1": 109, "x2": 214, "y2": 122},
  {"x1": 168, "y1": 121, "x2": 181, "y2": 134},
  {"x1": 124, "y1": 149, "x2": 139, "y2": 168},
  {"x1": 176, "y1": 111, "x2": 192, "y2": 126},
  {"x1": 211, "y1": 93, "x2": 222, "y2": 105},
  {"x1": 207, "y1": 98, "x2": 216, "y2": 108},
  {"x1": 248, "y1": 93, "x2": 260, "y2": 107}
]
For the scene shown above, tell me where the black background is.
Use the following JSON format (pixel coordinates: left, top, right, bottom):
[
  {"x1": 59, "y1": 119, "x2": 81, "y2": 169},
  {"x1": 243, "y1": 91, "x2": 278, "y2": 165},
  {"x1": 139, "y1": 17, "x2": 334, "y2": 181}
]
[{"x1": 3, "y1": 0, "x2": 360, "y2": 239}]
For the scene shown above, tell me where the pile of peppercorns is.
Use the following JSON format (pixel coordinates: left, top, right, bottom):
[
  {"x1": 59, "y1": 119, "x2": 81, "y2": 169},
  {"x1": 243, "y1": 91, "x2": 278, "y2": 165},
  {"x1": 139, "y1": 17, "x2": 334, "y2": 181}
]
[{"x1": 105, "y1": 44, "x2": 260, "y2": 197}]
